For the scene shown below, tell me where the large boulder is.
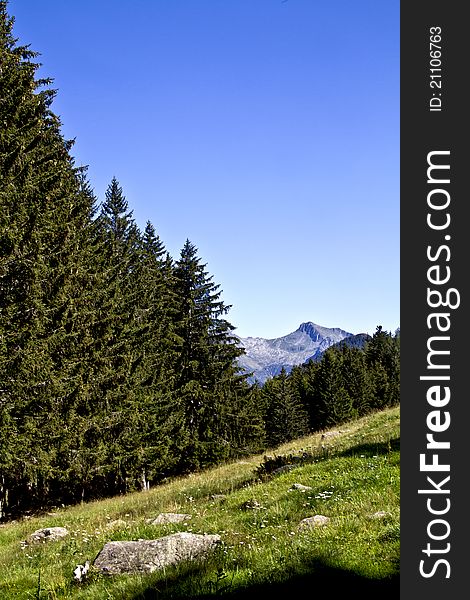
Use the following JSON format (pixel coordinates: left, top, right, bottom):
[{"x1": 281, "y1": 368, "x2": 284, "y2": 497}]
[{"x1": 94, "y1": 532, "x2": 221, "y2": 575}]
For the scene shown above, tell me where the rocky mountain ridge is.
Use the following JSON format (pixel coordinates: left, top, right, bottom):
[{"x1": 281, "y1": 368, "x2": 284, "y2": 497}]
[{"x1": 236, "y1": 322, "x2": 369, "y2": 384}]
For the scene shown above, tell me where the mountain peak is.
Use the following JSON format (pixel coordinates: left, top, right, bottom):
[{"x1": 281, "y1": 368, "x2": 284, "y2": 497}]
[
  {"x1": 297, "y1": 321, "x2": 351, "y2": 342},
  {"x1": 237, "y1": 321, "x2": 355, "y2": 384},
  {"x1": 297, "y1": 322, "x2": 323, "y2": 341}
]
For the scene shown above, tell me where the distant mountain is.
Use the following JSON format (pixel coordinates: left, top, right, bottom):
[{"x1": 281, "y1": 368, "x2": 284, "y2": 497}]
[
  {"x1": 236, "y1": 322, "x2": 370, "y2": 384},
  {"x1": 327, "y1": 332, "x2": 372, "y2": 353}
]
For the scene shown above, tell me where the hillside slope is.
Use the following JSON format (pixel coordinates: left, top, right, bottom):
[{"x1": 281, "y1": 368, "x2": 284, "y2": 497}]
[{"x1": 0, "y1": 407, "x2": 400, "y2": 599}]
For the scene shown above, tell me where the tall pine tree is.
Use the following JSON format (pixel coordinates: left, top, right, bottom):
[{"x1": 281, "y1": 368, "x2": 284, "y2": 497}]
[
  {"x1": 172, "y1": 240, "x2": 246, "y2": 468},
  {"x1": 262, "y1": 368, "x2": 309, "y2": 448},
  {"x1": 0, "y1": 1, "x2": 100, "y2": 513}
]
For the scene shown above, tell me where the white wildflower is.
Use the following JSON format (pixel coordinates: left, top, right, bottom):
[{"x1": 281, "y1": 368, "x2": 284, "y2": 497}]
[{"x1": 73, "y1": 560, "x2": 90, "y2": 582}]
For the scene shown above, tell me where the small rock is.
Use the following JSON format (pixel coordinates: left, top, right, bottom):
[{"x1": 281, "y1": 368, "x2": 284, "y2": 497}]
[
  {"x1": 321, "y1": 431, "x2": 341, "y2": 439},
  {"x1": 299, "y1": 515, "x2": 330, "y2": 529},
  {"x1": 26, "y1": 527, "x2": 69, "y2": 544},
  {"x1": 240, "y1": 499, "x2": 262, "y2": 510},
  {"x1": 290, "y1": 483, "x2": 312, "y2": 492},
  {"x1": 371, "y1": 511, "x2": 391, "y2": 519},
  {"x1": 150, "y1": 513, "x2": 192, "y2": 525},
  {"x1": 270, "y1": 465, "x2": 295, "y2": 477},
  {"x1": 106, "y1": 519, "x2": 127, "y2": 529}
]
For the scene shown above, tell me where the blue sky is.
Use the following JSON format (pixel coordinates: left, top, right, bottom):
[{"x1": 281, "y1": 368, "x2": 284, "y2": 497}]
[{"x1": 9, "y1": 0, "x2": 399, "y2": 339}]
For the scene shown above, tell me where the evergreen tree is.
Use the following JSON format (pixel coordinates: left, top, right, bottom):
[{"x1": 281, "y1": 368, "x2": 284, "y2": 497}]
[
  {"x1": 263, "y1": 368, "x2": 309, "y2": 447},
  {"x1": 124, "y1": 222, "x2": 181, "y2": 487},
  {"x1": 0, "y1": 1, "x2": 101, "y2": 513},
  {"x1": 137, "y1": 221, "x2": 175, "y2": 385},
  {"x1": 220, "y1": 382, "x2": 266, "y2": 457},
  {"x1": 334, "y1": 343, "x2": 373, "y2": 417},
  {"x1": 289, "y1": 360, "x2": 321, "y2": 431},
  {"x1": 99, "y1": 177, "x2": 137, "y2": 246},
  {"x1": 312, "y1": 349, "x2": 354, "y2": 429},
  {"x1": 172, "y1": 240, "x2": 246, "y2": 468},
  {"x1": 365, "y1": 326, "x2": 400, "y2": 409},
  {"x1": 83, "y1": 178, "x2": 147, "y2": 493}
]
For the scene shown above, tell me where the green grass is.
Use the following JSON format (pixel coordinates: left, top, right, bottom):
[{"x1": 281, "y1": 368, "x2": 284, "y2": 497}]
[{"x1": 0, "y1": 406, "x2": 400, "y2": 599}]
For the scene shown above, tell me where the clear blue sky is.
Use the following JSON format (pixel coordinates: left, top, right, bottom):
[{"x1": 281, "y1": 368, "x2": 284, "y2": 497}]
[{"x1": 9, "y1": 0, "x2": 399, "y2": 339}]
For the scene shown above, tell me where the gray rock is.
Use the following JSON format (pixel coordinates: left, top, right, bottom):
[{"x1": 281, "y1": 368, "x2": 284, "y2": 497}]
[
  {"x1": 106, "y1": 519, "x2": 127, "y2": 529},
  {"x1": 299, "y1": 515, "x2": 330, "y2": 529},
  {"x1": 270, "y1": 464, "x2": 295, "y2": 477},
  {"x1": 290, "y1": 483, "x2": 312, "y2": 492},
  {"x1": 210, "y1": 494, "x2": 227, "y2": 501},
  {"x1": 240, "y1": 499, "x2": 262, "y2": 510},
  {"x1": 26, "y1": 527, "x2": 69, "y2": 544},
  {"x1": 150, "y1": 513, "x2": 192, "y2": 525},
  {"x1": 94, "y1": 532, "x2": 221, "y2": 575},
  {"x1": 321, "y1": 431, "x2": 341, "y2": 439},
  {"x1": 371, "y1": 511, "x2": 391, "y2": 519}
]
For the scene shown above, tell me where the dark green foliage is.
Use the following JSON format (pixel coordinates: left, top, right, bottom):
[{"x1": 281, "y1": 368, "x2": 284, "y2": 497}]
[
  {"x1": 365, "y1": 326, "x2": 400, "y2": 408},
  {"x1": 262, "y1": 368, "x2": 309, "y2": 447},
  {"x1": 0, "y1": 2, "x2": 101, "y2": 514},
  {"x1": 314, "y1": 349, "x2": 355, "y2": 428},
  {"x1": 265, "y1": 328, "x2": 400, "y2": 440},
  {"x1": 0, "y1": 3, "x2": 264, "y2": 518},
  {"x1": 172, "y1": 240, "x2": 259, "y2": 469},
  {"x1": 0, "y1": 2, "x2": 400, "y2": 520}
]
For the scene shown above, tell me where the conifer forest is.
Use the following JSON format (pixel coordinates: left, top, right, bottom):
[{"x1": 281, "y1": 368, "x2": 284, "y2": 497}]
[{"x1": 0, "y1": 2, "x2": 399, "y2": 521}]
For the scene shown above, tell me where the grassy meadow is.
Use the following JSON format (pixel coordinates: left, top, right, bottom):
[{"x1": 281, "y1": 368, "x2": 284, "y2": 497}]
[{"x1": 0, "y1": 406, "x2": 400, "y2": 599}]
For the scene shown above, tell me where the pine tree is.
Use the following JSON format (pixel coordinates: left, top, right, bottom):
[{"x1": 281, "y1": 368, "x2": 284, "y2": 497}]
[
  {"x1": 172, "y1": 240, "x2": 246, "y2": 468},
  {"x1": 262, "y1": 368, "x2": 309, "y2": 447},
  {"x1": 81, "y1": 178, "x2": 147, "y2": 493},
  {"x1": 289, "y1": 360, "x2": 321, "y2": 431},
  {"x1": 124, "y1": 221, "x2": 181, "y2": 488},
  {"x1": 334, "y1": 343, "x2": 372, "y2": 418},
  {"x1": 0, "y1": 1, "x2": 101, "y2": 513},
  {"x1": 137, "y1": 221, "x2": 175, "y2": 384},
  {"x1": 365, "y1": 326, "x2": 400, "y2": 409},
  {"x1": 312, "y1": 349, "x2": 354, "y2": 429},
  {"x1": 220, "y1": 382, "x2": 266, "y2": 457}
]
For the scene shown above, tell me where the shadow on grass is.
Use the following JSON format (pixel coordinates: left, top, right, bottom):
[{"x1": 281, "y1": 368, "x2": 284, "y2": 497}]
[
  {"x1": 258, "y1": 436, "x2": 400, "y2": 479},
  {"x1": 130, "y1": 559, "x2": 399, "y2": 600},
  {"x1": 335, "y1": 437, "x2": 400, "y2": 458}
]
